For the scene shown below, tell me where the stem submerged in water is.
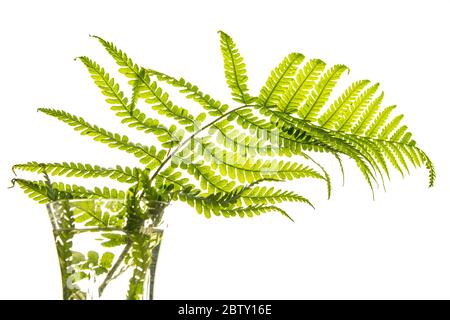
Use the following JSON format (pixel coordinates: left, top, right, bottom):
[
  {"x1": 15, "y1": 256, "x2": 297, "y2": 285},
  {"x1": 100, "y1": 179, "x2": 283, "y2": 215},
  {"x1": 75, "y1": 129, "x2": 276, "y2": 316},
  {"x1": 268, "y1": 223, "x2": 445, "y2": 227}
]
[{"x1": 98, "y1": 241, "x2": 132, "y2": 297}]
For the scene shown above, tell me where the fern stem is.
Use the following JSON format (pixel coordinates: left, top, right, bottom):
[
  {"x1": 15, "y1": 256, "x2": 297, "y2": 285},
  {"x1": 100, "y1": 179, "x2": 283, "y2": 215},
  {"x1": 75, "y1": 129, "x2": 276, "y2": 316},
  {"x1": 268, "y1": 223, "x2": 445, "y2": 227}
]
[
  {"x1": 98, "y1": 241, "x2": 132, "y2": 297},
  {"x1": 148, "y1": 104, "x2": 259, "y2": 183}
]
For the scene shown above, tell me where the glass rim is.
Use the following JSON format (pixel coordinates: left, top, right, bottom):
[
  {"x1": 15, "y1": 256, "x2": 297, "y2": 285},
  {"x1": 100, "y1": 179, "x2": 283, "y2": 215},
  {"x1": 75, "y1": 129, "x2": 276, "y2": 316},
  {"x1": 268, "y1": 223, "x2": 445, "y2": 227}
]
[{"x1": 45, "y1": 198, "x2": 171, "y2": 205}]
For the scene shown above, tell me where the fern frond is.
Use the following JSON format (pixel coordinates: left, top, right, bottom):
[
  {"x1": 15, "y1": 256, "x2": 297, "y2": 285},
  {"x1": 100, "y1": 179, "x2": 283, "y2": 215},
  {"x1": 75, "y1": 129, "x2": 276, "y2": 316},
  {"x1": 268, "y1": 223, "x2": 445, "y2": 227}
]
[
  {"x1": 364, "y1": 105, "x2": 396, "y2": 137},
  {"x1": 387, "y1": 142, "x2": 410, "y2": 174},
  {"x1": 274, "y1": 111, "x2": 378, "y2": 193},
  {"x1": 318, "y1": 80, "x2": 370, "y2": 129},
  {"x1": 92, "y1": 36, "x2": 200, "y2": 132},
  {"x1": 305, "y1": 153, "x2": 333, "y2": 199},
  {"x1": 77, "y1": 57, "x2": 182, "y2": 148},
  {"x1": 397, "y1": 144, "x2": 420, "y2": 167},
  {"x1": 56, "y1": 182, "x2": 126, "y2": 199},
  {"x1": 258, "y1": 52, "x2": 305, "y2": 107},
  {"x1": 390, "y1": 125, "x2": 408, "y2": 142},
  {"x1": 210, "y1": 120, "x2": 275, "y2": 156},
  {"x1": 336, "y1": 133, "x2": 389, "y2": 188},
  {"x1": 218, "y1": 31, "x2": 254, "y2": 104},
  {"x1": 206, "y1": 147, "x2": 324, "y2": 183},
  {"x1": 278, "y1": 59, "x2": 326, "y2": 114},
  {"x1": 176, "y1": 186, "x2": 294, "y2": 220},
  {"x1": 218, "y1": 204, "x2": 294, "y2": 221},
  {"x1": 177, "y1": 159, "x2": 237, "y2": 193},
  {"x1": 11, "y1": 179, "x2": 125, "y2": 203},
  {"x1": 37, "y1": 108, "x2": 166, "y2": 169},
  {"x1": 218, "y1": 107, "x2": 315, "y2": 158},
  {"x1": 336, "y1": 83, "x2": 380, "y2": 132},
  {"x1": 13, "y1": 32, "x2": 434, "y2": 222},
  {"x1": 240, "y1": 186, "x2": 313, "y2": 207},
  {"x1": 351, "y1": 92, "x2": 384, "y2": 135},
  {"x1": 13, "y1": 162, "x2": 139, "y2": 183},
  {"x1": 12, "y1": 179, "x2": 52, "y2": 203},
  {"x1": 417, "y1": 148, "x2": 435, "y2": 187},
  {"x1": 299, "y1": 64, "x2": 349, "y2": 121},
  {"x1": 179, "y1": 188, "x2": 245, "y2": 209},
  {"x1": 375, "y1": 141, "x2": 405, "y2": 177},
  {"x1": 144, "y1": 69, "x2": 293, "y2": 159},
  {"x1": 139, "y1": 80, "x2": 202, "y2": 132},
  {"x1": 378, "y1": 115, "x2": 404, "y2": 140}
]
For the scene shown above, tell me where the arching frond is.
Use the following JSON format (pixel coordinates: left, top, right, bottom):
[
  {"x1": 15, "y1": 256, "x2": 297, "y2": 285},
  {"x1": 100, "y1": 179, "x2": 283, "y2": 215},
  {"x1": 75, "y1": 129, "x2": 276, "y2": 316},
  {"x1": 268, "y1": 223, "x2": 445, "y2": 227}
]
[{"x1": 13, "y1": 31, "x2": 434, "y2": 225}]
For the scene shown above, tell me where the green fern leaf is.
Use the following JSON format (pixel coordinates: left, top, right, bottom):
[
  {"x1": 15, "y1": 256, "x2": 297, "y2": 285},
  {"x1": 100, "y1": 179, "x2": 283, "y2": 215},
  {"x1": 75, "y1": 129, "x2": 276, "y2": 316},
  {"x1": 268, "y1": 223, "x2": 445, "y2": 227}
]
[
  {"x1": 365, "y1": 105, "x2": 396, "y2": 137},
  {"x1": 154, "y1": 166, "x2": 197, "y2": 192},
  {"x1": 390, "y1": 125, "x2": 408, "y2": 143},
  {"x1": 258, "y1": 52, "x2": 304, "y2": 107},
  {"x1": 92, "y1": 36, "x2": 200, "y2": 132},
  {"x1": 417, "y1": 149, "x2": 435, "y2": 187},
  {"x1": 177, "y1": 159, "x2": 236, "y2": 193},
  {"x1": 278, "y1": 59, "x2": 326, "y2": 114},
  {"x1": 378, "y1": 115, "x2": 404, "y2": 140},
  {"x1": 299, "y1": 64, "x2": 348, "y2": 121},
  {"x1": 240, "y1": 186, "x2": 313, "y2": 207},
  {"x1": 336, "y1": 83, "x2": 380, "y2": 132},
  {"x1": 57, "y1": 182, "x2": 126, "y2": 199},
  {"x1": 274, "y1": 112, "x2": 377, "y2": 194},
  {"x1": 318, "y1": 80, "x2": 370, "y2": 129},
  {"x1": 402, "y1": 144, "x2": 422, "y2": 167},
  {"x1": 13, "y1": 162, "x2": 139, "y2": 183},
  {"x1": 78, "y1": 57, "x2": 182, "y2": 148},
  {"x1": 218, "y1": 31, "x2": 255, "y2": 104},
  {"x1": 11, "y1": 179, "x2": 126, "y2": 203},
  {"x1": 12, "y1": 179, "x2": 52, "y2": 203},
  {"x1": 376, "y1": 141, "x2": 404, "y2": 177},
  {"x1": 336, "y1": 134, "x2": 390, "y2": 187},
  {"x1": 388, "y1": 143, "x2": 410, "y2": 174},
  {"x1": 351, "y1": 92, "x2": 384, "y2": 135},
  {"x1": 12, "y1": 31, "x2": 435, "y2": 222},
  {"x1": 37, "y1": 108, "x2": 166, "y2": 169},
  {"x1": 187, "y1": 138, "x2": 324, "y2": 184}
]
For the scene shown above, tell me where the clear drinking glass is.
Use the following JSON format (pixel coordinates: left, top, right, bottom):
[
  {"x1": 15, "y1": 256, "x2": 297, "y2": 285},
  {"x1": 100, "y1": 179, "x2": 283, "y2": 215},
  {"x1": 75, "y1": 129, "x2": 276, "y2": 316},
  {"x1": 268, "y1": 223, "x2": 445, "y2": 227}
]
[{"x1": 46, "y1": 198, "x2": 168, "y2": 300}]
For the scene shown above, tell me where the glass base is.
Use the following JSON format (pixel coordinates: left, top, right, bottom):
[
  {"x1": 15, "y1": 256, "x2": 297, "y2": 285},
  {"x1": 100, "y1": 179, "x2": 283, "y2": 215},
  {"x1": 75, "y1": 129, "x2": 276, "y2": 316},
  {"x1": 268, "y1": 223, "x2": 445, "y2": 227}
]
[{"x1": 46, "y1": 199, "x2": 168, "y2": 300}]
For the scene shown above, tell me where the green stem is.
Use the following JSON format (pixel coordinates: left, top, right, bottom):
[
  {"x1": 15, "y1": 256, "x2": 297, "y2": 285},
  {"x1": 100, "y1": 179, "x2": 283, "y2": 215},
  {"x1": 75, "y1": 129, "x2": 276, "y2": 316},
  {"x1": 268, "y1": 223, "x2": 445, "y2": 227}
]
[
  {"x1": 53, "y1": 227, "x2": 124, "y2": 234},
  {"x1": 98, "y1": 240, "x2": 132, "y2": 297}
]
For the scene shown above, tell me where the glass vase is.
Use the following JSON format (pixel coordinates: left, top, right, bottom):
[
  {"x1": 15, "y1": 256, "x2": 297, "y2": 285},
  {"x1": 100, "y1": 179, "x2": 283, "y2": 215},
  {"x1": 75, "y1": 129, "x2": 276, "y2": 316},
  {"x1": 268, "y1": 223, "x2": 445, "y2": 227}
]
[{"x1": 46, "y1": 198, "x2": 168, "y2": 300}]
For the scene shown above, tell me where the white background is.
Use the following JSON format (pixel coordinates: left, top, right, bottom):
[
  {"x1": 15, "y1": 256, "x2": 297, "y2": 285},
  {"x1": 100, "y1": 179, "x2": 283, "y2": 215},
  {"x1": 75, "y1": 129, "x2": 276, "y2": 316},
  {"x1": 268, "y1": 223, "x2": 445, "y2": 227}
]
[{"x1": 0, "y1": 0, "x2": 449, "y2": 299}]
